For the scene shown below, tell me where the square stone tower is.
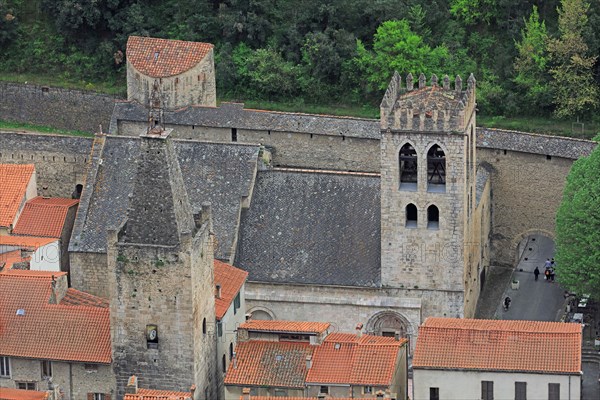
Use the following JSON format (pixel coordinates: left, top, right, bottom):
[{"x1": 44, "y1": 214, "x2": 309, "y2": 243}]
[
  {"x1": 107, "y1": 128, "x2": 216, "y2": 398},
  {"x1": 380, "y1": 72, "x2": 477, "y2": 319}
]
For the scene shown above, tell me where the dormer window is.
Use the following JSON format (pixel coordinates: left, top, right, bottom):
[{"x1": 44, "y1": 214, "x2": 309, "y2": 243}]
[{"x1": 154, "y1": 51, "x2": 159, "y2": 61}]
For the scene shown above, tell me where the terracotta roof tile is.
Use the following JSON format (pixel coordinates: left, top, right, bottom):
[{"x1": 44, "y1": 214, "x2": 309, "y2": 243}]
[
  {"x1": 224, "y1": 341, "x2": 314, "y2": 388},
  {"x1": 124, "y1": 388, "x2": 192, "y2": 400},
  {"x1": 0, "y1": 249, "x2": 29, "y2": 269},
  {"x1": 0, "y1": 235, "x2": 57, "y2": 249},
  {"x1": 214, "y1": 260, "x2": 248, "y2": 320},
  {"x1": 239, "y1": 320, "x2": 331, "y2": 334},
  {"x1": 0, "y1": 388, "x2": 48, "y2": 400},
  {"x1": 306, "y1": 333, "x2": 406, "y2": 385},
  {"x1": 61, "y1": 288, "x2": 109, "y2": 308},
  {"x1": 243, "y1": 398, "x2": 354, "y2": 400},
  {"x1": 13, "y1": 197, "x2": 78, "y2": 238},
  {"x1": 127, "y1": 36, "x2": 213, "y2": 78},
  {"x1": 0, "y1": 272, "x2": 111, "y2": 363},
  {"x1": 0, "y1": 164, "x2": 35, "y2": 227},
  {"x1": 413, "y1": 318, "x2": 582, "y2": 374}
]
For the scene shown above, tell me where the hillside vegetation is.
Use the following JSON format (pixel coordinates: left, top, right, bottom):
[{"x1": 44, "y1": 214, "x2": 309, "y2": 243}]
[{"x1": 1, "y1": 0, "x2": 599, "y2": 136}]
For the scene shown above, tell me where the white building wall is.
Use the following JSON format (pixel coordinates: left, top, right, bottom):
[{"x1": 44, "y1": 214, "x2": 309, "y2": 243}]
[
  {"x1": 413, "y1": 369, "x2": 581, "y2": 400},
  {"x1": 29, "y1": 241, "x2": 60, "y2": 271}
]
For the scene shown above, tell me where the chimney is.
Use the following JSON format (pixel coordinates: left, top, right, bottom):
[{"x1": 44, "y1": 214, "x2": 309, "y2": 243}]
[
  {"x1": 305, "y1": 355, "x2": 312, "y2": 370},
  {"x1": 215, "y1": 284, "x2": 222, "y2": 299},
  {"x1": 189, "y1": 384, "x2": 196, "y2": 400},
  {"x1": 394, "y1": 331, "x2": 400, "y2": 341},
  {"x1": 233, "y1": 351, "x2": 237, "y2": 369},
  {"x1": 242, "y1": 387, "x2": 251, "y2": 400},
  {"x1": 125, "y1": 375, "x2": 138, "y2": 394},
  {"x1": 245, "y1": 313, "x2": 252, "y2": 321},
  {"x1": 355, "y1": 322, "x2": 364, "y2": 338},
  {"x1": 48, "y1": 274, "x2": 68, "y2": 304}
]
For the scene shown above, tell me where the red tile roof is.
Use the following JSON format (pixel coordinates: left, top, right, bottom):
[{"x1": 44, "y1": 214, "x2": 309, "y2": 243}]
[
  {"x1": 13, "y1": 197, "x2": 78, "y2": 238},
  {"x1": 239, "y1": 320, "x2": 331, "y2": 334},
  {"x1": 224, "y1": 341, "x2": 314, "y2": 388},
  {"x1": 214, "y1": 260, "x2": 248, "y2": 320},
  {"x1": 0, "y1": 388, "x2": 48, "y2": 400},
  {"x1": 0, "y1": 272, "x2": 111, "y2": 363},
  {"x1": 306, "y1": 333, "x2": 406, "y2": 385},
  {"x1": 124, "y1": 388, "x2": 192, "y2": 400},
  {"x1": 0, "y1": 235, "x2": 57, "y2": 249},
  {"x1": 127, "y1": 36, "x2": 213, "y2": 78},
  {"x1": 413, "y1": 318, "x2": 582, "y2": 374},
  {"x1": 0, "y1": 164, "x2": 35, "y2": 227},
  {"x1": 61, "y1": 288, "x2": 110, "y2": 308},
  {"x1": 242, "y1": 398, "x2": 354, "y2": 400},
  {"x1": 0, "y1": 249, "x2": 29, "y2": 269}
]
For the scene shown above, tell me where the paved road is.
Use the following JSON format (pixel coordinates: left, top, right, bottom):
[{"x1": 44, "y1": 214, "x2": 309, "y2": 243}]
[{"x1": 495, "y1": 234, "x2": 566, "y2": 320}]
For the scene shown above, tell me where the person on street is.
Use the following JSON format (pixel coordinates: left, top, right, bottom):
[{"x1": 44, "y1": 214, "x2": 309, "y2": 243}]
[
  {"x1": 504, "y1": 296, "x2": 512, "y2": 311},
  {"x1": 545, "y1": 268, "x2": 550, "y2": 281},
  {"x1": 534, "y1": 266, "x2": 540, "y2": 281},
  {"x1": 549, "y1": 267, "x2": 555, "y2": 282}
]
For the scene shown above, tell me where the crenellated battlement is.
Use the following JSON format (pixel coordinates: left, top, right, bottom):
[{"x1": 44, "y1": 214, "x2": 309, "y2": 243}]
[{"x1": 380, "y1": 72, "x2": 476, "y2": 133}]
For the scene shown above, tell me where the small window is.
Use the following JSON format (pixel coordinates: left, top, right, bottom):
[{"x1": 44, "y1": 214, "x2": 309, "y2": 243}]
[
  {"x1": 548, "y1": 383, "x2": 560, "y2": 400},
  {"x1": 364, "y1": 386, "x2": 373, "y2": 394},
  {"x1": 274, "y1": 389, "x2": 287, "y2": 397},
  {"x1": 17, "y1": 382, "x2": 36, "y2": 390},
  {"x1": 427, "y1": 144, "x2": 446, "y2": 192},
  {"x1": 231, "y1": 128, "x2": 238, "y2": 142},
  {"x1": 202, "y1": 318, "x2": 207, "y2": 334},
  {"x1": 427, "y1": 205, "x2": 439, "y2": 230},
  {"x1": 222, "y1": 354, "x2": 227, "y2": 373},
  {"x1": 481, "y1": 381, "x2": 494, "y2": 400},
  {"x1": 430, "y1": 387, "x2": 440, "y2": 400},
  {"x1": 84, "y1": 364, "x2": 98, "y2": 372},
  {"x1": 320, "y1": 386, "x2": 329, "y2": 394},
  {"x1": 0, "y1": 356, "x2": 10, "y2": 377},
  {"x1": 146, "y1": 325, "x2": 158, "y2": 349},
  {"x1": 399, "y1": 143, "x2": 418, "y2": 191},
  {"x1": 546, "y1": 155, "x2": 552, "y2": 160},
  {"x1": 217, "y1": 321, "x2": 223, "y2": 337},
  {"x1": 406, "y1": 203, "x2": 418, "y2": 228},
  {"x1": 41, "y1": 360, "x2": 52, "y2": 378},
  {"x1": 92, "y1": 394, "x2": 107, "y2": 400},
  {"x1": 229, "y1": 342, "x2": 234, "y2": 361},
  {"x1": 234, "y1": 292, "x2": 241, "y2": 314},
  {"x1": 515, "y1": 382, "x2": 527, "y2": 400}
]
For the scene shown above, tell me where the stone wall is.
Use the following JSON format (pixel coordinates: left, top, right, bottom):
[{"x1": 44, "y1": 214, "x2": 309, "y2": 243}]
[
  {"x1": 0, "y1": 358, "x2": 114, "y2": 399},
  {"x1": 70, "y1": 252, "x2": 110, "y2": 298},
  {"x1": 0, "y1": 83, "x2": 118, "y2": 133},
  {"x1": 0, "y1": 132, "x2": 92, "y2": 198}
]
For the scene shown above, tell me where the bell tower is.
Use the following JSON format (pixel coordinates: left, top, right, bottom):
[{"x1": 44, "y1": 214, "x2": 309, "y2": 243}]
[{"x1": 380, "y1": 72, "x2": 477, "y2": 318}]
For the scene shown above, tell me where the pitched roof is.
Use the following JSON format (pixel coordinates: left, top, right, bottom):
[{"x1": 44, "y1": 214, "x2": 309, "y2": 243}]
[
  {"x1": 0, "y1": 388, "x2": 48, "y2": 400},
  {"x1": 0, "y1": 164, "x2": 35, "y2": 227},
  {"x1": 13, "y1": 197, "x2": 78, "y2": 238},
  {"x1": 0, "y1": 235, "x2": 57, "y2": 249},
  {"x1": 224, "y1": 341, "x2": 314, "y2": 388},
  {"x1": 235, "y1": 170, "x2": 381, "y2": 287},
  {"x1": 413, "y1": 318, "x2": 582, "y2": 374},
  {"x1": 0, "y1": 272, "x2": 111, "y2": 363},
  {"x1": 127, "y1": 36, "x2": 213, "y2": 78},
  {"x1": 61, "y1": 288, "x2": 110, "y2": 308},
  {"x1": 240, "y1": 320, "x2": 331, "y2": 335},
  {"x1": 124, "y1": 388, "x2": 192, "y2": 400},
  {"x1": 306, "y1": 333, "x2": 406, "y2": 385},
  {"x1": 214, "y1": 260, "x2": 248, "y2": 320},
  {"x1": 0, "y1": 249, "x2": 29, "y2": 269},
  {"x1": 242, "y1": 398, "x2": 354, "y2": 400}
]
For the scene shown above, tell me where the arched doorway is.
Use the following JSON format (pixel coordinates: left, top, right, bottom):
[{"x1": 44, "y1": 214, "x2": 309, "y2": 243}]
[{"x1": 366, "y1": 310, "x2": 412, "y2": 337}]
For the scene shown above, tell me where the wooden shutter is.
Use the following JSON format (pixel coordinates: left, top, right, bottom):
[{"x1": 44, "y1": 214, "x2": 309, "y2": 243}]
[
  {"x1": 87, "y1": 394, "x2": 94, "y2": 400},
  {"x1": 105, "y1": 394, "x2": 111, "y2": 400},
  {"x1": 515, "y1": 382, "x2": 527, "y2": 400},
  {"x1": 481, "y1": 381, "x2": 494, "y2": 400},
  {"x1": 548, "y1": 383, "x2": 560, "y2": 400}
]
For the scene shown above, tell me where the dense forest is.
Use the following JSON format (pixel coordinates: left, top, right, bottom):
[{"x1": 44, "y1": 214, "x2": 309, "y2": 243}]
[{"x1": 1, "y1": 0, "x2": 599, "y2": 121}]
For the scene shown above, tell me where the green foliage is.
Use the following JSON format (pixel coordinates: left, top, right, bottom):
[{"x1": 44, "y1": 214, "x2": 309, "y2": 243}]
[
  {"x1": 450, "y1": 0, "x2": 497, "y2": 25},
  {"x1": 356, "y1": 20, "x2": 450, "y2": 90},
  {"x1": 514, "y1": 6, "x2": 552, "y2": 110},
  {"x1": 0, "y1": 0, "x2": 20, "y2": 45},
  {"x1": 555, "y1": 146, "x2": 600, "y2": 299},
  {"x1": 548, "y1": 0, "x2": 599, "y2": 119}
]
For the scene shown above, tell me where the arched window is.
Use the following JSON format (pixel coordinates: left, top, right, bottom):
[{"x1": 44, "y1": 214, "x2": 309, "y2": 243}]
[
  {"x1": 202, "y1": 318, "x2": 207, "y2": 334},
  {"x1": 406, "y1": 204, "x2": 417, "y2": 228},
  {"x1": 222, "y1": 354, "x2": 227, "y2": 373},
  {"x1": 229, "y1": 342, "x2": 234, "y2": 361},
  {"x1": 427, "y1": 144, "x2": 446, "y2": 192},
  {"x1": 72, "y1": 184, "x2": 83, "y2": 199},
  {"x1": 427, "y1": 205, "x2": 439, "y2": 230},
  {"x1": 399, "y1": 143, "x2": 417, "y2": 191}
]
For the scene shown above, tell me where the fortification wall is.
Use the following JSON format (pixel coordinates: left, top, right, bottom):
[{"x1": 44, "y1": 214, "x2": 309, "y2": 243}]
[
  {"x1": 0, "y1": 82, "x2": 118, "y2": 133},
  {"x1": 0, "y1": 132, "x2": 92, "y2": 198}
]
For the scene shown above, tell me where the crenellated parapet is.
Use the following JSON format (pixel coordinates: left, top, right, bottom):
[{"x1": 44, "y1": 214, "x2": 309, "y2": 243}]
[{"x1": 380, "y1": 72, "x2": 476, "y2": 133}]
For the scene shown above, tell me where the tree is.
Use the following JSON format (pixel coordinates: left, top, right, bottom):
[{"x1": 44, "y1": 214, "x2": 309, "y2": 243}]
[
  {"x1": 356, "y1": 20, "x2": 450, "y2": 91},
  {"x1": 555, "y1": 142, "x2": 600, "y2": 300},
  {"x1": 513, "y1": 6, "x2": 552, "y2": 109},
  {"x1": 547, "y1": 0, "x2": 599, "y2": 119},
  {"x1": 0, "y1": 0, "x2": 20, "y2": 46}
]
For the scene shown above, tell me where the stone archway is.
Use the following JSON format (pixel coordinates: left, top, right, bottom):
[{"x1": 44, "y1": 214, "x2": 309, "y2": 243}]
[
  {"x1": 248, "y1": 306, "x2": 275, "y2": 320},
  {"x1": 512, "y1": 229, "x2": 556, "y2": 267},
  {"x1": 366, "y1": 310, "x2": 413, "y2": 338}
]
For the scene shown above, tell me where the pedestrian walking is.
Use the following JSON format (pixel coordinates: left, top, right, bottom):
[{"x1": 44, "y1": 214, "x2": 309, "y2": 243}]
[
  {"x1": 503, "y1": 296, "x2": 512, "y2": 311},
  {"x1": 545, "y1": 268, "x2": 550, "y2": 281},
  {"x1": 549, "y1": 267, "x2": 555, "y2": 282},
  {"x1": 534, "y1": 266, "x2": 540, "y2": 281},
  {"x1": 544, "y1": 258, "x2": 552, "y2": 269}
]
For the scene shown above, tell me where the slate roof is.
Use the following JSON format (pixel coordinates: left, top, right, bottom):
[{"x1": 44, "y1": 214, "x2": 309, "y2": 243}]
[
  {"x1": 214, "y1": 259, "x2": 248, "y2": 320},
  {"x1": 477, "y1": 128, "x2": 596, "y2": 159},
  {"x1": 109, "y1": 101, "x2": 381, "y2": 139},
  {"x1": 235, "y1": 169, "x2": 381, "y2": 287},
  {"x1": 127, "y1": 36, "x2": 213, "y2": 78},
  {"x1": 306, "y1": 333, "x2": 406, "y2": 385},
  {"x1": 239, "y1": 320, "x2": 331, "y2": 334},
  {"x1": 13, "y1": 196, "x2": 78, "y2": 238},
  {"x1": 0, "y1": 163, "x2": 34, "y2": 227},
  {"x1": 224, "y1": 341, "x2": 314, "y2": 388},
  {"x1": 69, "y1": 136, "x2": 258, "y2": 260},
  {"x1": 413, "y1": 318, "x2": 582, "y2": 374},
  {"x1": 0, "y1": 271, "x2": 111, "y2": 363}
]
